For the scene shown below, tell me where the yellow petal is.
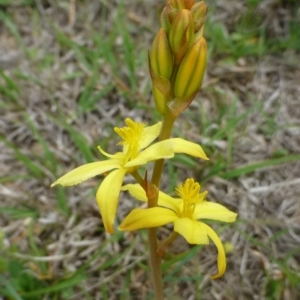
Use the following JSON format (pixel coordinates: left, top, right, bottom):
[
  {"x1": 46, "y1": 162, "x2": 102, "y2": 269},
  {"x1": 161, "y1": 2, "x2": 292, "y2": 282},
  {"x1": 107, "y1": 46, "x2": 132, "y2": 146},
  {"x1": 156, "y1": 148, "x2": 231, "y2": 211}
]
[
  {"x1": 169, "y1": 138, "x2": 209, "y2": 160},
  {"x1": 98, "y1": 146, "x2": 123, "y2": 160},
  {"x1": 140, "y1": 122, "x2": 162, "y2": 149},
  {"x1": 173, "y1": 218, "x2": 209, "y2": 244},
  {"x1": 121, "y1": 184, "x2": 181, "y2": 215},
  {"x1": 51, "y1": 160, "x2": 121, "y2": 187},
  {"x1": 96, "y1": 168, "x2": 127, "y2": 234},
  {"x1": 124, "y1": 140, "x2": 174, "y2": 167},
  {"x1": 119, "y1": 207, "x2": 178, "y2": 231},
  {"x1": 157, "y1": 192, "x2": 181, "y2": 214},
  {"x1": 193, "y1": 202, "x2": 237, "y2": 222},
  {"x1": 121, "y1": 184, "x2": 148, "y2": 201},
  {"x1": 201, "y1": 223, "x2": 226, "y2": 279}
]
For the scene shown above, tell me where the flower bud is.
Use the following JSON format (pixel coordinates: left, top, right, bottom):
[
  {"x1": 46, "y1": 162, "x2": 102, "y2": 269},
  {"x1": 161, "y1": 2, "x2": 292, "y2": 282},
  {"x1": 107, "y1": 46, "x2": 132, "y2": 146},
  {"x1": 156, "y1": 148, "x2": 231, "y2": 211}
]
[
  {"x1": 193, "y1": 25, "x2": 204, "y2": 42},
  {"x1": 191, "y1": 1, "x2": 208, "y2": 31},
  {"x1": 170, "y1": 0, "x2": 185, "y2": 10},
  {"x1": 183, "y1": 0, "x2": 195, "y2": 9},
  {"x1": 165, "y1": 0, "x2": 179, "y2": 22},
  {"x1": 169, "y1": 9, "x2": 194, "y2": 65},
  {"x1": 174, "y1": 36, "x2": 207, "y2": 98},
  {"x1": 149, "y1": 28, "x2": 173, "y2": 80},
  {"x1": 149, "y1": 28, "x2": 173, "y2": 114},
  {"x1": 152, "y1": 85, "x2": 171, "y2": 115},
  {"x1": 160, "y1": 7, "x2": 172, "y2": 32}
]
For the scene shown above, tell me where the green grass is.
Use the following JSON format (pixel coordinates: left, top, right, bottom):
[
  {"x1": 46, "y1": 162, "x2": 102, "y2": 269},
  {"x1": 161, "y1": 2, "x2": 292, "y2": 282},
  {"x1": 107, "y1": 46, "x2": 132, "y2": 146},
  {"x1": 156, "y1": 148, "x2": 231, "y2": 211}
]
[
  {"x1": 206, "y1": 0, "x2": 300, "y2": 58},
  {"x1": 0, "y1": 232, "x2": 126, "y2": 300}
]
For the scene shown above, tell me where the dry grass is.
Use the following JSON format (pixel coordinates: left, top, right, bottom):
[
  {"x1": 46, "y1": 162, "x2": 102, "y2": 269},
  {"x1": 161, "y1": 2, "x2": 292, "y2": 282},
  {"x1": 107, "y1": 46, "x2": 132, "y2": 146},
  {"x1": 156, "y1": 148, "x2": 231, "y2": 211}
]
[{"x1": 0, "y1": 0, "x2": 300, "y2": 299}]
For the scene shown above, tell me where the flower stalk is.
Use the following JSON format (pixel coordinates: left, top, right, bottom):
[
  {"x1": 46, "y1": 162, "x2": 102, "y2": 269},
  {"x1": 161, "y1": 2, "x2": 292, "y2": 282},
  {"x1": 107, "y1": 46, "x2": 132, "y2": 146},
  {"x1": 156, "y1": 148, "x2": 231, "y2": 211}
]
[{"x1": 147, "y1": 108, "x2": 176, "y2": 299}]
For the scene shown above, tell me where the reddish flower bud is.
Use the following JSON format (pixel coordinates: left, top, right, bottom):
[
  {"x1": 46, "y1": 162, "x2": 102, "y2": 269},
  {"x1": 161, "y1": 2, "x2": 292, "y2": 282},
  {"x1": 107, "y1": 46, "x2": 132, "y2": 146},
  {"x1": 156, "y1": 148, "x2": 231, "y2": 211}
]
[{"x1": 183, "y1": 0, "x2": 195, "y2": 10}]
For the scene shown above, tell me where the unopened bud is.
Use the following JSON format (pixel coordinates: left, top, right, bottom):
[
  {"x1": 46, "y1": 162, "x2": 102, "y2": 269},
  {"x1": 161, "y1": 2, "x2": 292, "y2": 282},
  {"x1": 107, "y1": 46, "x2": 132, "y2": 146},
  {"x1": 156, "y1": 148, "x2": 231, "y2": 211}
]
[
  {"x1": 169, "y1": 9, "x2": 194, "y2": 65},
  {"x1": 166, "y1": 0, "x2": 180, "y2": 22},
  {"x1": 191, "y1": 1, "x2": 208, "y2": 31},
  {"x1": 183, "y1": 0, "x2": 195, "y2": 9},
  {"x1": 149, "y1": 28, "x2": 173, "y2": 79},
  {"x1": 193, "y1": 25, "x2": 204, "y2": 42},
  {"x1": 174, "y1": 37, "x2": 207, "y2": 98},
  {"x1": 152, "y1": 85, "x2": 171, "y2": 115},
  {"x1": 170, "y1": 0, "x2": 185, "y2": 10},
  {"x1": 149, "y1": 28, "x2": 173, "y2": 114},
  {"x1": 160, "y1": 7, "x2": 172, "y2": 32}
]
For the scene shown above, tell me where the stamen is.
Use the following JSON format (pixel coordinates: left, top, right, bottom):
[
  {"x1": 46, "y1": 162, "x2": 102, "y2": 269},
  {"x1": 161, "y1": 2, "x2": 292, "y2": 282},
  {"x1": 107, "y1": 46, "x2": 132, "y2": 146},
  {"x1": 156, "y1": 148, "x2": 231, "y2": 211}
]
[
  {"x1": 176, "y1": 178, "x2": 207, "y2": 218},
  {"x1": 114, "y1": 118, "x2": 146, "y2": 160}
]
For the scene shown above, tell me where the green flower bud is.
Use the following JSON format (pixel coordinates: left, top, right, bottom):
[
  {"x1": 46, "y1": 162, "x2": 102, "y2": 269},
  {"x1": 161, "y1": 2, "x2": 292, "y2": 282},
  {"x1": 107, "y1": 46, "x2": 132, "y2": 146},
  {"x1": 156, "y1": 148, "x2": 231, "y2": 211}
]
[
  {"x1": 170, "y1": 0, "x2": 185, "y2": 10},
  {"x1": 149, "y1": 28, "x2": 173, "y2": 114},
  {"x1": 165, "y1": 0, "x2": 181, "y2": 22},
  {"x1": 174, "y1": 36, "x2": 207, "y2": 98},
  {"x1": 149, "y1": 28, "x2": 173, "y2": 80},
  {"x1": 191, "y1": 1, "x2": 208, "y2": 31},
  {"x1": 193, "y1": 25, "x2": 204, "y2": 42},
  {"x1": 160, "y1": 7, "x2": 172, "y2": 32},
  {"x1": 169, "y1": 9, "x2": 194, "y2": 65}
]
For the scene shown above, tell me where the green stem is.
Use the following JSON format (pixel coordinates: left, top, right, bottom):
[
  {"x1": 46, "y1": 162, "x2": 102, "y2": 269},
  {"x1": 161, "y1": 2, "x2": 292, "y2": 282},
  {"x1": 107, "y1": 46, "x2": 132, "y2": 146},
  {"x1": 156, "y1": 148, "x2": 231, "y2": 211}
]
[
  {"x1": 147, "y1": 108, "x2": 176, "y2": 299},
  {"x1": 151, "y1": 109, "x2": 176, "y2": 191},
  {"x1": 158, "y1": 232, "x2": 179, "y2": 257},
  {"x1": 131, "y1": 170, "x2": 144, "y2": 186}
]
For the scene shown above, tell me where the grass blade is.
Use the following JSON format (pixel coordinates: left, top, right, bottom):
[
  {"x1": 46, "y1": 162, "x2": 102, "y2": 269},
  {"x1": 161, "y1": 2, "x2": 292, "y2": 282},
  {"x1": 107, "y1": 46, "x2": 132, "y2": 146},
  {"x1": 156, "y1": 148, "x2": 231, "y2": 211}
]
[
  {"x1": 20, "y1": 274, "x2": 86, "y2": 297},
  {"x1": 0, "y1": 275, "x2": 24, "y2": 300},
  {"x1": 0, "y1": 135, "x2": 44, "y2": 178},
  {"x1": 220, "y1": 154, "x2": 300, "y2": 179}
]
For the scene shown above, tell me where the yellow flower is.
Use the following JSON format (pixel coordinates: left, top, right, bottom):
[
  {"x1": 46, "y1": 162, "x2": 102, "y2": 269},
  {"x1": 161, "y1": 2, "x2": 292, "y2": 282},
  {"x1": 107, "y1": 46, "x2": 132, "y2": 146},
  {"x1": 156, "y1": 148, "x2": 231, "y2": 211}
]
[
  {"x1": 119, "y1": 178, "x2": 237, "y2": 279},
  {"x1": 52, "y1": 119, "x2": 208, "y2": 234}
]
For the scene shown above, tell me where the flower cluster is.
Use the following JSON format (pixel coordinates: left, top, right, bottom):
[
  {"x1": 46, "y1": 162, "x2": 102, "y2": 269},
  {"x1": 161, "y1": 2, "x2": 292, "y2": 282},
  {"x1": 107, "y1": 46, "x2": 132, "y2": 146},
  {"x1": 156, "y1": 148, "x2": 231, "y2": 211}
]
[
  {"x1": 52, "y1": 117, "x2": 237, "y2": 278},
  {"x1": 52, "y1": 118, "x2": 208, "y2": 233},
  {"x1": 149, "y1": 0, "x2": 208, "y2": 116}
]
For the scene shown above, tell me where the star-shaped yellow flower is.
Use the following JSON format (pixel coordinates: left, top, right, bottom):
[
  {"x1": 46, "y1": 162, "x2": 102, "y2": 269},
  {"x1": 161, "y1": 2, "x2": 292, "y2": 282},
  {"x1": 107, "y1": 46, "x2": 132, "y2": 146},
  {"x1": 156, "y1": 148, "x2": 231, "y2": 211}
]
[
  {"x1": 52, "y1": 119, "x2": 208, "y2": 233},
  {"x1": 119, "y1": 178, "x2": 237, "y2": 278}
]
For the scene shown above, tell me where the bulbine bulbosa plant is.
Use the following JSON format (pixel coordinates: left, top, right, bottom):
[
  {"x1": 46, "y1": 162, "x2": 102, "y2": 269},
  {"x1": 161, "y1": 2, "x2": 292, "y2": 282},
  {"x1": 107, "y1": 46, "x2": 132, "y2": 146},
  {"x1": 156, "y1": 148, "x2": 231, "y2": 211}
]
[{"x1": 52, "y1": 1, "x2": 237, "y2": 298}]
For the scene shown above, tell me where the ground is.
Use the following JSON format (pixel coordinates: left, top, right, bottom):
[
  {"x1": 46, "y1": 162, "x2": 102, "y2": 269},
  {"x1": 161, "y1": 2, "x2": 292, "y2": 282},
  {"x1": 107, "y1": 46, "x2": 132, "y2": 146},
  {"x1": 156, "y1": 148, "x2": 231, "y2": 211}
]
[{"x1": 0, "y1": 0, "x2": 300, "y2": 299}]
